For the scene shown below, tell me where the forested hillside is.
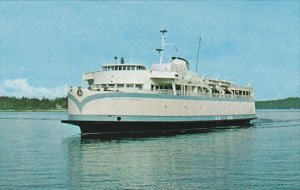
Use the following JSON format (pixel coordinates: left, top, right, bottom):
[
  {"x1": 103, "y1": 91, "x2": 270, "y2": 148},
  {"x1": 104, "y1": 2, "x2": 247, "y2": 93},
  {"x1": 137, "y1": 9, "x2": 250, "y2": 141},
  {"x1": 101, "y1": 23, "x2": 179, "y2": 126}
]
[
  {"x1": 0, "y1": 96, "x2": 67, "y2": 111},
  {"x1": 255, "y1": 97, "x2": 300, "y2": 109}
]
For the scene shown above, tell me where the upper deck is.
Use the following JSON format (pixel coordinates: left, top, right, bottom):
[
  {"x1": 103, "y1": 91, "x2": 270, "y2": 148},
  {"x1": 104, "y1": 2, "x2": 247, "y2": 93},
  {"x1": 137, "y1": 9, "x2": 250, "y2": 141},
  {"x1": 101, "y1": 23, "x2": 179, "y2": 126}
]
[
  {"x1": 77, "y1": 30, "x2": 254, "y2": 100},
  {"x1": 81, "y1": 60, "x2": 253, "y2": 100}
]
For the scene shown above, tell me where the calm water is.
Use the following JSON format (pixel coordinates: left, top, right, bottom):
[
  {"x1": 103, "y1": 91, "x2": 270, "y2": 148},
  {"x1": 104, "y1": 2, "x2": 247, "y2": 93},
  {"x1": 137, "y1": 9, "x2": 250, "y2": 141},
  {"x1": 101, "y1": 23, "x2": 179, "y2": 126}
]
[{"x1": 0, "y1": 110, "x2": 299, "y2": 189}]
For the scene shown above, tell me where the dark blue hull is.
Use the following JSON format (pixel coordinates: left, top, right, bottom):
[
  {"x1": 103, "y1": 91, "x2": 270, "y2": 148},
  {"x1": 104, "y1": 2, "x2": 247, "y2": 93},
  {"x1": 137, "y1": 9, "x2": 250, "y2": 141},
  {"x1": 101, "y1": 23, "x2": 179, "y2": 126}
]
[{"x1": 61, "y1": 118, "x2": 255, "y2": 134}]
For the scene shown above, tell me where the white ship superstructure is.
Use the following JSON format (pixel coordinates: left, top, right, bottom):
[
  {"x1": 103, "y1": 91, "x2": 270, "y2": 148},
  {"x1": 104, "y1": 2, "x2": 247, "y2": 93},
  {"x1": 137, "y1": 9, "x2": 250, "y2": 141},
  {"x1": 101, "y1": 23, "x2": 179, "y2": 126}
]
[{"x1": 62, "y1": 30, "x2": 256, "y2": 134}]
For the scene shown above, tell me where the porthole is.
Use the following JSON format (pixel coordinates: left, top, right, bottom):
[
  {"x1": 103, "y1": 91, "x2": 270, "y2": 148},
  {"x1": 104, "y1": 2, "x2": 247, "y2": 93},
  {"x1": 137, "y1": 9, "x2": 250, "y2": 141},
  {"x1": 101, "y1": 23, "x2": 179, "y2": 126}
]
[{"x1": 117, "y1": 117, "x2": 121, "y2": 121}]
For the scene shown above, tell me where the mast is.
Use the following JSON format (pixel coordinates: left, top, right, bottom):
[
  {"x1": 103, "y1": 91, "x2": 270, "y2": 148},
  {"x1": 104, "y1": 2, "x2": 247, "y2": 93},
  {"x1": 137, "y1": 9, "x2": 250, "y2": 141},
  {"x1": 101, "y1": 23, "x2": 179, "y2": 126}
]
[
  {"x1": 196, "y1": 37, "x2": 201, "y2": 73},
  {"x1": 156, "y1": 29, "x2": 167, "y2": 64}
]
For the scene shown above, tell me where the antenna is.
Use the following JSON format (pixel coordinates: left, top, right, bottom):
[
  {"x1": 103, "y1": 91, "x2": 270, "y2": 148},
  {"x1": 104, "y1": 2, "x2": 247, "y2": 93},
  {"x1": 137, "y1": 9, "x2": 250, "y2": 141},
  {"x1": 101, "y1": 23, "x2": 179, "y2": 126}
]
[
  {"x1": 156, "y1": 29, "x2": 167, "y2": 64},
  {"x1": 196, "y1": 37, "x2": 201, "y2": 73}
]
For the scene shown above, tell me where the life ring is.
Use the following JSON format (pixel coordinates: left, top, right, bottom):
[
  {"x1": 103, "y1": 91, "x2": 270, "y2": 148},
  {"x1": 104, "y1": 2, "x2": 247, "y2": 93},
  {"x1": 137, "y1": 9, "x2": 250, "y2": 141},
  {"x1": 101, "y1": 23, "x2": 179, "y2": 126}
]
[{"x1": 77, "y1": 89, "x2": 83, "y2": 97}]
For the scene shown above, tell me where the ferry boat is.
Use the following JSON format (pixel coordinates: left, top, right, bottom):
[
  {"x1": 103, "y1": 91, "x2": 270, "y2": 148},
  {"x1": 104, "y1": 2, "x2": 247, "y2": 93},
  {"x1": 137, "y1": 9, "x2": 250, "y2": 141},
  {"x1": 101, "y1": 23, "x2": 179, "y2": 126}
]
[{"x1": 62, "y1": 30, "x2": 256, "y2": 134}]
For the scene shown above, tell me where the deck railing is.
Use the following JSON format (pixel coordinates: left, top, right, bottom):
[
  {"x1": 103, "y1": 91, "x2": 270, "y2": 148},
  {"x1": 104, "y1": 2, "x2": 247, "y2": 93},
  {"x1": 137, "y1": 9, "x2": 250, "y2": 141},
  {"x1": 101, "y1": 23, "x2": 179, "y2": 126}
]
[
  {"x1": 152, "y1": 89, "x2": 253, "y2": 99},
  {"x1": 74, "y1": 87, "x2": 253, "y2": 100}
]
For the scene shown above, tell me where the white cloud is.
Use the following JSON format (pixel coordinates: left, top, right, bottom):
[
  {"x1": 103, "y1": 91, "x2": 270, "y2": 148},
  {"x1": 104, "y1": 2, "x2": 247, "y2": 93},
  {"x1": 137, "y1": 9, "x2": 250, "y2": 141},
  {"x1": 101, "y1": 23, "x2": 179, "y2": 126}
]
[{"x1": 0, "y1": 78, "x2": 68, "y2": 99}]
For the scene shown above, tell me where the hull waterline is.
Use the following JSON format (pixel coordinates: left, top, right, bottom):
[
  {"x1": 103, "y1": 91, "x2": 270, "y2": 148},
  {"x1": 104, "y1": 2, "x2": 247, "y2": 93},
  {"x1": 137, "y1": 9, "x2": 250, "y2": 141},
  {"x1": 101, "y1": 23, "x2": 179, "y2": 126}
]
[{"x1": 61, "y1": 118, "x2": 256, "y2": 134}]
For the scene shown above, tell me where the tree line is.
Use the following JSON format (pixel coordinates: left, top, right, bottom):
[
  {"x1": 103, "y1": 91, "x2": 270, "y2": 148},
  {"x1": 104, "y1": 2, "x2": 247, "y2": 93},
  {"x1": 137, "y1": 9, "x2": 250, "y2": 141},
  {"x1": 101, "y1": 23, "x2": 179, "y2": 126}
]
[
  {"x1": 0, "y1": 96, "x2": 67, "y2": 111},
  {"x1": 255, "y1": 97, "x2": 300, "y2": 109}
]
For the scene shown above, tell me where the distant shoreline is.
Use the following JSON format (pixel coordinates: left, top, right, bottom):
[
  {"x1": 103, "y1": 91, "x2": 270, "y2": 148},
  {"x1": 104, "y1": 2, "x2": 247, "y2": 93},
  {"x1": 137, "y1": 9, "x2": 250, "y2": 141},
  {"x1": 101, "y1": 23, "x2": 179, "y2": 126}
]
[
  {"x1": 0, "y1": 96, "x2": 67, "y2": 111},
  {"x1": 255, "y1": 97, "x2": 300, "y2": 109},
  {"x1": 0, "y1": 110, "x2": 67, "y2": 112}
]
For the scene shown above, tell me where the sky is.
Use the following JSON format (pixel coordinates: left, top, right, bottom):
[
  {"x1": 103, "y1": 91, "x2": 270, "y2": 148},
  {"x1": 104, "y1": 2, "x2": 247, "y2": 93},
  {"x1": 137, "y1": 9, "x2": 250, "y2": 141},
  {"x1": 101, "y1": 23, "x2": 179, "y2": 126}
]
[{"x1": 0, "y1": 1, "x2": 299, "y2": 100}]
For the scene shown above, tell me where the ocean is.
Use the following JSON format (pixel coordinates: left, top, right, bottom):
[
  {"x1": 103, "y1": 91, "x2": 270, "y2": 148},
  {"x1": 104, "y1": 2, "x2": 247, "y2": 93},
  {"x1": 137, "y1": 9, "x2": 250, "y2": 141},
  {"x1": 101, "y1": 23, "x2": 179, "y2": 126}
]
[{"x1": 0, "y1": 110, "x2": 299, "y2": 189}]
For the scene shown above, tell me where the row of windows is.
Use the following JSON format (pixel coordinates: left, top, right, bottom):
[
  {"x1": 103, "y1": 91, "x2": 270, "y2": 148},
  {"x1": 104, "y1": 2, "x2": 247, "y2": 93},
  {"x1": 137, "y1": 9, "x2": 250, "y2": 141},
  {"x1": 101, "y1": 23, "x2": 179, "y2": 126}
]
[
  {"x1": 234, "y1": 91, "x2": 251, "y2": 96},
  {"x1": 97, "y1": 84, "x2": 143, "y2": 90},
  {"x1": 151, "y1": 84, "x2": 251, "y2": 96},
  {"x1": 102, "y1": 66, "x2": 146, "y2": 71},
  {"x1": 151, "y1": 85, "x2": 172, "y2": 90}
]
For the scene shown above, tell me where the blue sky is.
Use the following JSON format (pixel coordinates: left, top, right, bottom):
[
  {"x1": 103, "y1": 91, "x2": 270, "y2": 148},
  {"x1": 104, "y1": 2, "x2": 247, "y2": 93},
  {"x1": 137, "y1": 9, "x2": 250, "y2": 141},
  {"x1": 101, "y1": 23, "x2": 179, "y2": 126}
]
[{"x1": 0, "y1": 1, "x2": 299, "y2": 100}]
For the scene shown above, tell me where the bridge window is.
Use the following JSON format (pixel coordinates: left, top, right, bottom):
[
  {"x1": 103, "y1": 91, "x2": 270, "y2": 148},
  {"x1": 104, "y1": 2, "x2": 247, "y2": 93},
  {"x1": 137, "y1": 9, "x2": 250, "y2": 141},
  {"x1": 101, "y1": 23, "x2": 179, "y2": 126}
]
[{"x1": 103, "y1": 65, "x2": 146, "y2": 71}]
